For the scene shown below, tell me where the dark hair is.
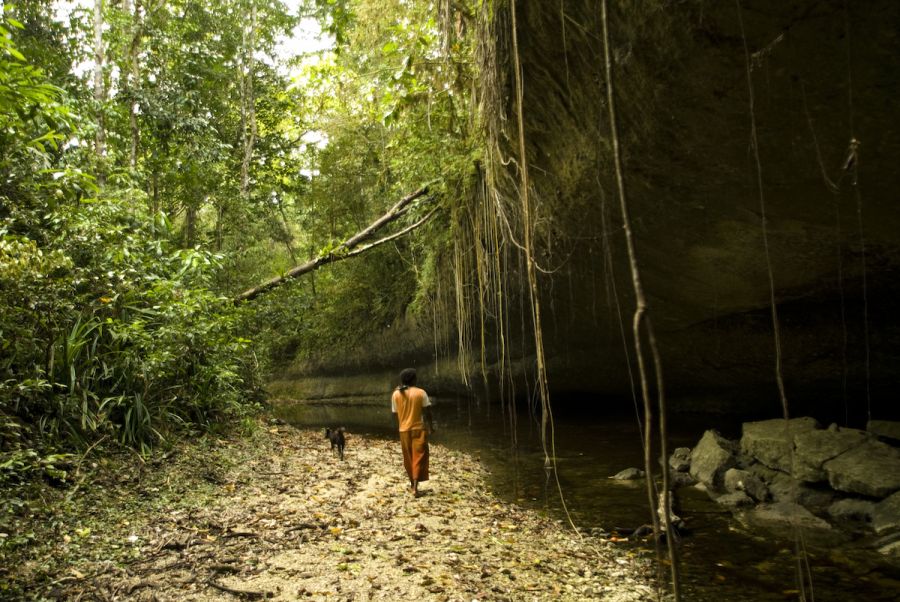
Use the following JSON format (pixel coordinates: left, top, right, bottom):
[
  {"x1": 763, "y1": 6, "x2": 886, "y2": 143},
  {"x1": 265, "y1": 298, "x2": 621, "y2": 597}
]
[{"x1": 399, "y1": 368, "x2": 417, "y2": 387}]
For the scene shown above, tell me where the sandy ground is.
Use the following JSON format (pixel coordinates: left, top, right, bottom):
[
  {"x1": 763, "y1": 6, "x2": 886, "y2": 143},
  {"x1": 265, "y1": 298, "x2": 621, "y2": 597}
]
[{"x1": 12, "y1": 424, "x2": 656, "y2": 601}]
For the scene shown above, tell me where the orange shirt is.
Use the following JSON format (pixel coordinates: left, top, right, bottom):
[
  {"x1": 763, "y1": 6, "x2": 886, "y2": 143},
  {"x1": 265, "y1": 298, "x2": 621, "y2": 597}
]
[{"x1": 391, "y1": 386, "x2": 431, "y2": 432}]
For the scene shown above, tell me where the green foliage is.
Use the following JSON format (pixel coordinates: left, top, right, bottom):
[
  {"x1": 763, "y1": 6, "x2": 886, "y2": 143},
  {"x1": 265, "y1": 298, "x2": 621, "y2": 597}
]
[
  {"x1": 0, "y1": 448, "x2": 73, "y2": 488},
  {"x1": 1, "y1": 0, "x2": 481, "y2": 457},
  {"x1": 241, "y1": 0, "x2": 477, "y2": 366},
  {"x1": 1, "y1": 192, "x2": 261, "y2": 450},
  {"x1": 0, "y1": 11, "x2": 261, "y2": 455},
  {"x1": 308, "y1": 0, "x2": 355, "y2": 47}
]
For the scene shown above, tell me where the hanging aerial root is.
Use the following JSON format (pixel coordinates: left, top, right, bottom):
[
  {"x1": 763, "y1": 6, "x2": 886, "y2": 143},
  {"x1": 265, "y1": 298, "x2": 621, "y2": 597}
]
[
  {"x1": 735, "y1": 2, "x2": 813, "y2": 600},
  {"x1": 599, "y1": 0, "x2": 680, "y2": 599}
]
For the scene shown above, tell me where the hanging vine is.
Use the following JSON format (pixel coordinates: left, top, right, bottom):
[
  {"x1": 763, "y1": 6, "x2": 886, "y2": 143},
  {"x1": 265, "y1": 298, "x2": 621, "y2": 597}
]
[
  {"x1": 599, "y1": 0, "x2": 679, "y2": 598},
  {"x1": 842, "y1": 0, "x2": 871, "y2": 422},
  {"x1": 508, "y1": 0, "x2": 553, "y2": 470},
  {"x1": 735, "y1": 2, "x2": 814, "y2": 599}
]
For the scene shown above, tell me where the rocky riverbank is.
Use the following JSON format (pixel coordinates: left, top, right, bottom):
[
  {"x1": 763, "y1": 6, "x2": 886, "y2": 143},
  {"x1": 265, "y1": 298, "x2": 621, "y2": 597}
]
[
  {"x1": 669, "y1": 418, "x2": 900, "y2": 558},
  {"x1": 1, "y1": 420, "x2": 656, "y2": 601}
]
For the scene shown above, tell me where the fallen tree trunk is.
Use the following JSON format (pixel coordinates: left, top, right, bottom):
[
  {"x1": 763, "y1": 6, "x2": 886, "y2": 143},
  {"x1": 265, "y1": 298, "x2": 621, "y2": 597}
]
[{"x1": 235, "y1": 183, "x2": 438, "y2": 303}]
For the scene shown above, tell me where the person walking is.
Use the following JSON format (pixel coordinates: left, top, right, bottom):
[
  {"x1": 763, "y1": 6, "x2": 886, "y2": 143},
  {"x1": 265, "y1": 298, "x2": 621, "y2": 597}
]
[{"x1": 391, "y1": 368, "x2": 434, "y2": 497}]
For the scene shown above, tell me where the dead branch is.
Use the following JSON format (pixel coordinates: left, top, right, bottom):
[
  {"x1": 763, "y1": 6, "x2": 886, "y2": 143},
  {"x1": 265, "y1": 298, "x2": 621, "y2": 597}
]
[
  {"x1": 207, "y1": 579, "x2": 271, "y2": 599},
  {"x1": 234, "y1": 182, "x2": 439, "y2": 302},
  {"x1": 342, "y1": 207, "x2": 439, "y2": 260},
  {"x1": 127, "y1": 580, "x2": 162, "y2": 595},
  {"x1": 223, "y1": 530, "x2": 258, "y2": 539},
  {"x1": 284, "y1": 522, "x2": 323, "y2": 533}
]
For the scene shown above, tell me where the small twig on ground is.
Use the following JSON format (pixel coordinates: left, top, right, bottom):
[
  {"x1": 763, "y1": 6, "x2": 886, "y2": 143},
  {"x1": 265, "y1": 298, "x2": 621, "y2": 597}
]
[
  {"x1": 223, "y1": 530, "x2": 258, "y2": 539},
  {"x1": 207, "y1": 579, "x2": 271, "y2": 599},
  {"x1": 284, "y1": 522, "x2": 322, "y2": 534},
  {"x1": 127, "y1": 579, "x2": 161, "y2": 594}
]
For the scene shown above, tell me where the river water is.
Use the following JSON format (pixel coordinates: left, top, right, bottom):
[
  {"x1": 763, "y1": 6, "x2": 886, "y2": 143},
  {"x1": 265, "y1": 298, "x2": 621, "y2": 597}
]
[{"x1": 274, "y1": 396, "x2": 900, "y2": 601}]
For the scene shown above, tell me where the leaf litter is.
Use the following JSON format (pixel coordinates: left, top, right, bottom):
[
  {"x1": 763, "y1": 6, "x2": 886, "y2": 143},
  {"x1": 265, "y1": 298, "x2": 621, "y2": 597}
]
[{"x1": 2, "y1": 422, "x2": 655, "y2": 601}]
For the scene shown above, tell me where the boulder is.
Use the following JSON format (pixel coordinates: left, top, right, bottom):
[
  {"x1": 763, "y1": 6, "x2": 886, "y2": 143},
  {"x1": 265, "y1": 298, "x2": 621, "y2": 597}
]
[
  {"x1": 824, "y1": 439, "x2": 900, "y2": 498},
  {"x1": 878, "y1": 539, "x2": 900, "y2": 557},
  {"x1": 724, "y1": 468, "x2": 769, "y2": 502},
  {"x1": 768, "y1": 472, "x2": 837, "y2": 509},
  {"x1": 746, "y1": 502, "x2": 832, "y2": 531},
  {"x1": 792, "y1": 427, "x2": 870, "y2": 483},
  {"x1": 610, "y1": 468, "x2": 645, "y2": 480},
  {"x1": 740, "y1": 417, "x2": 820, "y2": 472},
  {"x1": 747, "y1": 462, "x2": 779, "y2": 483},
  {"x1": 690, "y1": 430, "x2": 738, "y2": 489},
  {"x1": 875, "y1": 531, "x2": 900, "y2": 549},
  {"x1": 670, "y1": 471, "x2": 697, "y2": 488},
  {"x1": 716, "y1": 491, "x2": 754, "y2": 508},
  {"x1": 872, "y1": 491, "x2": 900, "y2": 534},
  {"x1": 827, "y1": 498, "x2": 876, "y2": 523},
  {"x1": 669, "y1": 447, "x2": 692, "y2": 473},
  {"x1": 868, "y1": 420, "x2": 900, "y2": 443}
]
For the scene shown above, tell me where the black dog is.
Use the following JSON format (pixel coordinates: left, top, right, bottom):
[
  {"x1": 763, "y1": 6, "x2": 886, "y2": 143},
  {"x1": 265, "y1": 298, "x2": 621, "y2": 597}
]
[{"x1": 325, "y1": 427, "x2": 346, "y2": 460}]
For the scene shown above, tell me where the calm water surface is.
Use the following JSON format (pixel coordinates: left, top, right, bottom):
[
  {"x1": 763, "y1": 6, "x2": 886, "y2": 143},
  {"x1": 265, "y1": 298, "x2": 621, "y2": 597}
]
[{"x1": 275, "y1": 397, "x2": 900, "y2": 601}]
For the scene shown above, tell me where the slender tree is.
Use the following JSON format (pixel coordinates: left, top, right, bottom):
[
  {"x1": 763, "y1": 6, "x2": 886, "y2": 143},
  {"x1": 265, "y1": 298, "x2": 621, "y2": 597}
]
[{"x1": 93, "y1": 0, "x2": 106, "y2": 184}]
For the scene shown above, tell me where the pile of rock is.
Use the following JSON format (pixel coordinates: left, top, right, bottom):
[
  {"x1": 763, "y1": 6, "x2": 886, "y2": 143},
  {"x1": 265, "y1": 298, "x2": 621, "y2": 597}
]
[{"x1": 672, "y1": 418, "x2": 900, "y2": 556}]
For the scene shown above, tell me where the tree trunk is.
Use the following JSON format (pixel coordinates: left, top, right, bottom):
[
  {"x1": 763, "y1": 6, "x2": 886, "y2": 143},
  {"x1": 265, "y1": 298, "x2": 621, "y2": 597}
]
[
  {"x1": 239, "y1": 2, "x2": 258, "y2": 202},
  {"x1": 215, "y1": 199, "x2": 225, "y2": 251},
  {"x1": 184, "y1": 205, "x2": 197, "y2": 248},
  {"x1": 150, "y1": 168, "x2": 159, "y2": 215},
  {"x1": 93, "y1": 0, "x2": 106, "y2": 184},
  {"x1": 125, "y1": 0, "x2": 142, "y2": 170},
  {"x1": 277, "y1": 201, "x2": 298, "y2": 263}
]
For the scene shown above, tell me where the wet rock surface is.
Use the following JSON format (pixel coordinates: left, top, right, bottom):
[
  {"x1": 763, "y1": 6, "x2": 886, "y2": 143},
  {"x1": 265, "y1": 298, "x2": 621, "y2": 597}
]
[
  {"x1": 740, "y1": 418, "x2": 819, "y2": 472},
  {"x1": 674, "y1": 416, "x2": 900, "y2": 560},
  {"x1": 824, "y1": 439, "x2": 900, "y2": 498},
  {"x1": 869, "y1": 420, "x2": 900, "y2": 443},
  {"x1": 723, "y1": 468, "x2": 768, "y2": 502},
  {"x1": 668, "y1": 448, "x2": 691, "y2": 473},
  {"x1": 766, "y1": 472, "x2": 836, "y2": 508},
  {"x1": 792, "y1": 427, "x2": 870, "y2": 483},
  {"x1": 828, "y1": 498, "x2": 876, "y2": 523},
  {"x1": 873, "y1": 492, "x2": 900, "y2": 534},
  {"x1": 744, "y1": 502, "x2": 832, "y2": 532},
  {"x1": 689, "y1": 430, "x2": 737, "y2": 488},
  {"x1": 715, "y1": 491, "x2": 754, "y2": 509},
  {"x1": 610, "y1": 468, "x2": 645, "y2": 480}
]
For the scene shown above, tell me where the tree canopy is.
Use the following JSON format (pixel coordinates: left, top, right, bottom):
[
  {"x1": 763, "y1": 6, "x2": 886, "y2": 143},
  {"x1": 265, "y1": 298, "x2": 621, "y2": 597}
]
[{"x1": 1, "y1": 0, "x2": 480, "y2": 460}]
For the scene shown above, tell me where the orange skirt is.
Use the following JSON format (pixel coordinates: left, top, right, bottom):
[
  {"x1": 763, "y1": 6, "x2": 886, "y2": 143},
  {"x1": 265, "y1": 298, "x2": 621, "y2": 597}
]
[{"x1": 399, "y1": 429, "x2": 429, "y2": 482}]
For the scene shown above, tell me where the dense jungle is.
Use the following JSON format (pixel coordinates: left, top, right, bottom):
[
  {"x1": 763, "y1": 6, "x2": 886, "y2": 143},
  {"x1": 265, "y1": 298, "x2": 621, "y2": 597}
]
[{"x1": 2, "y1": 0, "x2": 900, "y2": 600}]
